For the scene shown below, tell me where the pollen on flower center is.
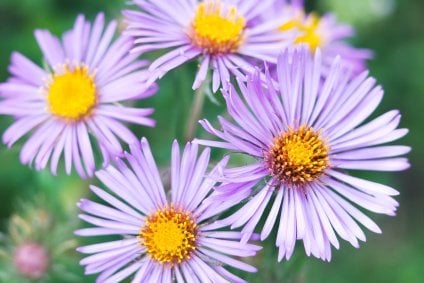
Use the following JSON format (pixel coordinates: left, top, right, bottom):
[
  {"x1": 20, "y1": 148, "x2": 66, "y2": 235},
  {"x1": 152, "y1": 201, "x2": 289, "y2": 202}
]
[
  {"x1": 190, "y1": 1, "x2": 246, "y2": 55},
  {"x1": 280, "y1": 13, "x2": 323, "y2": 51},
  {"x1": 47, "y1": 65, "x2": 97, "y2": 120},
  {"x1": 140, "y1": 205, "x2": 197, "y2": 264},
  {"x1": 265, "y1": 126, "x2": 330, "y2": 186}
]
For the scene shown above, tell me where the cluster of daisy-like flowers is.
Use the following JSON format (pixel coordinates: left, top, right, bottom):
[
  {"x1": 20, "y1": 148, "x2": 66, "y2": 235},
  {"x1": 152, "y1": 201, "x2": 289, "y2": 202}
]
[{"x1": 0, "y1": 0, "x2": 409, "y2": 282}]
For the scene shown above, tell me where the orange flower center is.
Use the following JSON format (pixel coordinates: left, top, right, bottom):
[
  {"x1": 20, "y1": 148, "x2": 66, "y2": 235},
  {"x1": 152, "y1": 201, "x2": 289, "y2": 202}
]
[
  {"x1": 266, "y1": 126, "x2": 330, "y2": 186},
  {"x1": 140, "y1": 206, "x2": 197, "y2": 264}
]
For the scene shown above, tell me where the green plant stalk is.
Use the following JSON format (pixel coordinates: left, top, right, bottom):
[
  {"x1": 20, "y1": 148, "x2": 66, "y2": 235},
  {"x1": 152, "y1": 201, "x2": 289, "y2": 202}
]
[{"x1": 185, "y1": 78, "x2": 209, "y2": 141}]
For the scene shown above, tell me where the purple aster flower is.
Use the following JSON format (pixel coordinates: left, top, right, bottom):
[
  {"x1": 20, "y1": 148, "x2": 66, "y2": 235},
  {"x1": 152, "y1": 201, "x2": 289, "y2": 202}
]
[
  {"x1": 272, "y1": 0, "x2": 372, "y2": 75},
  {"x1": 124, "y1": 0, "x2": 291, "y2": 92},
  {"x1": 76, "y1": 138, "x2": 260, "y2": 282},
  {"x1": 0, "y1": 14, "x2": 157, "y2": 179},
  {"x1": 194, "y1": 47, "x2": 410, "y2": 261}
]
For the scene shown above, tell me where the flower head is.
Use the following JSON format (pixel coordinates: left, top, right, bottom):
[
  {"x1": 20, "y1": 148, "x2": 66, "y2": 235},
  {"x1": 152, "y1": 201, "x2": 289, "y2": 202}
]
[
  {"x1": 195, "y1": 47, "x2": 410, "y2": 261},
  {"x1": 124, "y1": 0, "x2": 289, "y2": 92},
  {"x1": 0, "y1": 13, "x2": 157, "y2": 178},
  {"x1": 274, "y1": 0, "x2": 372, "y2": 75},
  {"x1": 13, "y1": 242, "x2": 49, "y2": 279},
  {"x1": 76, "y1": 138, "x2": 260, "y2": 282},
  {"x1": 0, "y1": 200, "x2": 78, "y2": 281}
]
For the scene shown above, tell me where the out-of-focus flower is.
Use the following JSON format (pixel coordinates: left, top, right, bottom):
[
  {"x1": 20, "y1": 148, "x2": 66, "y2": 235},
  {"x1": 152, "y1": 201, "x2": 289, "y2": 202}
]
[
  {"x1": 76, "y1": 138, "x2": 260, "y2": 282},
  {"x1": 0, "y1": 200, "x2": 78, "y2": 281},
  {"x1": 272, "y1": 0, "x2": 372, "y2": 75},
  {"x1": 0, "y1": 13, "x2": 157, "y2": 179},
  {"x1": 195, "y1": 47, "x2": 410, "y2": 261},
  {"x1": 13, "y1": 242, "x2": 49, "y2": 279},
  {"x1": 124, "y1": 0, "x2": 290, "y2": 92}
]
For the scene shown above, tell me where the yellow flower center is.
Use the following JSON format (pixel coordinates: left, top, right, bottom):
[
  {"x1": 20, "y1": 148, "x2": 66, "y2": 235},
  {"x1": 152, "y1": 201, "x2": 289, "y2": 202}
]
[
  {"x1": 266, "y1": 126, "x2": 330, "y2": 186},
  {"x1": 47, "y1": 65, "x2": 97, "y2": 120},
  {"x1": 190, "y1": 0, "x2": 246, "y2": 54},
  {"x1": 140, "y1": 206, "x2": 197, "y2": 264},
  {"x1": 280, "y1": 13, "x2": 323, "y2": 51}
]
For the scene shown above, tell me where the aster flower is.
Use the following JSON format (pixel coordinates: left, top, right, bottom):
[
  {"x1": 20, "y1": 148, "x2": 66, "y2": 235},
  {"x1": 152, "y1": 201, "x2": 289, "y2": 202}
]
[
  {"x1": 272, "y1": 0, "x2": 372, "y2": 75},
  {"x1": 76, "y1": 138, "x2": 260, "y2": 282},
  {"x1": 124, "y1": 0, "x2": 290, "y2": 92},
  {"x1": 195, "y1": 47, "x2": 410, "y2": 261},
  {"x1": 0, "y1": 13, "x2": 157, "y2": 178}
]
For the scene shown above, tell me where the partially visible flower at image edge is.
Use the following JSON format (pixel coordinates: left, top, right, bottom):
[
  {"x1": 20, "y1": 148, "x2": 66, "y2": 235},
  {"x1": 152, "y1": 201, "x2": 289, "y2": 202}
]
[
  {"x1": 0, "y1": 13, "x2": 157, "y2": 178},
  {"x1": 195, "y1": 47, "x2": 410, "y2": 261},
  {"x1": 124, "y1": 0, "x2": 291, "y2": 92},
  {"x1": 76, "y1": 138, "x2": 260, "y2": 282}
]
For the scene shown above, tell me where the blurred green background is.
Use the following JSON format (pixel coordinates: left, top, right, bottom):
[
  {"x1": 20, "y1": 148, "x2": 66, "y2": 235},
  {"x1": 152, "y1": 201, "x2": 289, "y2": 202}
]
[{"x1": 0, "y1": 0, "x2": 423, "y2": 282}]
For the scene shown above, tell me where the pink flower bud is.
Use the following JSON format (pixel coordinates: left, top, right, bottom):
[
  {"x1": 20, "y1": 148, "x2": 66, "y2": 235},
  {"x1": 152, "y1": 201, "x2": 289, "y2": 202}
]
[{"x1": 13, "y1": 242, "x2": 49, "y2": 279}]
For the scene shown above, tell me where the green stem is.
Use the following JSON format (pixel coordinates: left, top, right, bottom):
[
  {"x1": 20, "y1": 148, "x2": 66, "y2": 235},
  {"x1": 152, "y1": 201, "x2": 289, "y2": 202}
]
[{"x1": 185, "y1": 79, "x2": 208, "y2": 141}]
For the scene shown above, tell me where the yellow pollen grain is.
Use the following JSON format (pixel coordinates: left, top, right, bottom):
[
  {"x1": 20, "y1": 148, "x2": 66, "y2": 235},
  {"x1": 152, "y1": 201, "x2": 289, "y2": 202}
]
[
  {"x1": 279, "y1": 13, "x2": 323, "y2": 51},
  {"x1": 265, "y1": 125, "x2": 330, "y2": 186},
  {"x1": 140, "y1": 205, "x2": 197, "y2": 265},
  {"x1": 47, "y1": 65, "x2": 96, "y2": 120},
  {"x1": 190, "y1": 1, "x2": 246, "y2": 54}
]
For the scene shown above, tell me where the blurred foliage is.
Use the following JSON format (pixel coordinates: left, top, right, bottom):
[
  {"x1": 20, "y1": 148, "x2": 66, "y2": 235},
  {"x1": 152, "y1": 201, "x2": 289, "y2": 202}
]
[
  {"x1": 0, "y1": 197, "x2": 81, "y2": 282},
  {"x1": 0, "y1": 0, "x2": 423, "y2": 282}
]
